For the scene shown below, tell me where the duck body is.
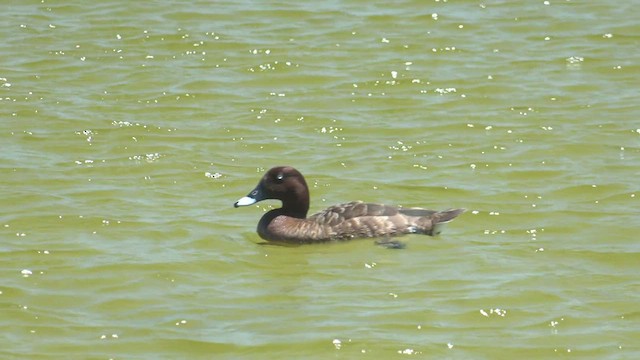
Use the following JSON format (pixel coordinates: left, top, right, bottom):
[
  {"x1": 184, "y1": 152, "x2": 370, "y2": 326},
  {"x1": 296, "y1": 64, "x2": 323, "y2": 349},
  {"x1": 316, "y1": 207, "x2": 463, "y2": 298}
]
[{"x1": 234, "y1": 166, "x2": 464, "y2": 243}]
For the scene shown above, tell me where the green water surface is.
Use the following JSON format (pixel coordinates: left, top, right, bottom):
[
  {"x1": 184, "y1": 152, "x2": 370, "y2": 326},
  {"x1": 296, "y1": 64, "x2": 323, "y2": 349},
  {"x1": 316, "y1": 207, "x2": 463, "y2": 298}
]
[{"x1": 1, "y1": 1, "x2": 639, "y2": 359}]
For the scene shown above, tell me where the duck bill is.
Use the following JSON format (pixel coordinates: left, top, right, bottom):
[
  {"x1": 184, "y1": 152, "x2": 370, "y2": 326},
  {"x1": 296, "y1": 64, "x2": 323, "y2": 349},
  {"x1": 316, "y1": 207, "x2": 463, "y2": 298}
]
[
  {"x1": 234, "y1": 185, "x2": 263, "y2": 208},
  {"x1": 234, "y1": 196, "x2": 257, "y2": 207}
]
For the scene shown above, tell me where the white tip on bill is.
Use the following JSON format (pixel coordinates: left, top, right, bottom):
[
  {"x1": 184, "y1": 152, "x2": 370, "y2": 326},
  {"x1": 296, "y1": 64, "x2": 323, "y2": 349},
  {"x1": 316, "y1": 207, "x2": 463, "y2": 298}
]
[{"x1": 234, "y1": 196, "x2": 257, "y2": 207}]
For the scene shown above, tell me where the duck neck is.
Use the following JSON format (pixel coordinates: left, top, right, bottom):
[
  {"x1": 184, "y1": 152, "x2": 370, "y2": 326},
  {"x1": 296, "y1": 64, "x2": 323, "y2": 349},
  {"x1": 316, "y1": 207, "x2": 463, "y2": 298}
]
[{"x1": 280, "y1": 194, "x2": 309, "y2": 219}]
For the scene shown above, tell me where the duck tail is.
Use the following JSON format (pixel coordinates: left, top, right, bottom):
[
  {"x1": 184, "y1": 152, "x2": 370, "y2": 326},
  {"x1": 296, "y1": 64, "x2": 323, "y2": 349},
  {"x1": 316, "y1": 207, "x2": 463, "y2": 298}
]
[{"x1": 429, "y1": 208, "x2": 466, "y2": 235}]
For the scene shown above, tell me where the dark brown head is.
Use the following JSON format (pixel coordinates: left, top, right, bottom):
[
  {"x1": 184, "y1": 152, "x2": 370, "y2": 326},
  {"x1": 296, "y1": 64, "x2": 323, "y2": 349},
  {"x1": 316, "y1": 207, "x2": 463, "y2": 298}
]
[{"x1": 234, "y1": 166, "x2": 310, "y2": 218}]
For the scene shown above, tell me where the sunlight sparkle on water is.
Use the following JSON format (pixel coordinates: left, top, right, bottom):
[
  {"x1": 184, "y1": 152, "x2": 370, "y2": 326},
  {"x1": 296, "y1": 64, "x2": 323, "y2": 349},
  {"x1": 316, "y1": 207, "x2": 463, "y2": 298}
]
[
  {"x1": 398, "y1": 348, "x2": 419, "y2": 355},
  {"x1": 205, "y1": 172, "x2": 222, "y2": 179},
  {"x1": 480, "y1": 308, "x2": 507, "y2": 317},
  {"x1": 332, "y1": 339, "x2": 341, "y2": 349}
]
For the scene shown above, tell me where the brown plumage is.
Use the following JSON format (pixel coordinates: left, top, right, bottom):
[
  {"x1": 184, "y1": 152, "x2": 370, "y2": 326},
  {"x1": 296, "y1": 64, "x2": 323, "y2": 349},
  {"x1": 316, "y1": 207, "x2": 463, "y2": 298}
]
[{"x1": 234, "y1": 166, "x2": 465, "y2": 243}]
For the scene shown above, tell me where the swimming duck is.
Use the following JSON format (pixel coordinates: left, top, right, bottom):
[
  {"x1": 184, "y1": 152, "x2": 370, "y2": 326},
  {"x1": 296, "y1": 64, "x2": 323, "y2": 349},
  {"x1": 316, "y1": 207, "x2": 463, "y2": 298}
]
[{"x1": 234, "y1": 166, "x2": 464, "y2": 243}]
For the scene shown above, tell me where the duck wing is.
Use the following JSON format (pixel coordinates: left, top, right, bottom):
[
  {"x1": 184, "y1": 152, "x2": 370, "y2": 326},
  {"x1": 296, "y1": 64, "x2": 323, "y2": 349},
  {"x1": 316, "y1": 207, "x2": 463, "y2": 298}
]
[
  {"x1": 307, "y1": 201, "x2": 400, "y2": 226},
  {"x1": 307, "y1": 201, "x2": 465, "y2": 240}
]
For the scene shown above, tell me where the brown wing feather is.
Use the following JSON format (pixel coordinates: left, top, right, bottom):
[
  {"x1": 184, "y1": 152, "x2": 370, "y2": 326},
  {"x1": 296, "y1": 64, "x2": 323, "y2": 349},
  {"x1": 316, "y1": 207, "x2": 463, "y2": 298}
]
[
  {"x1": 398, "y1": 208, "x2": 439, "y2": 217},
  {"x1": 308, "y1": 201, "x2": 400, "y2": 226},
  {"x1": 306, "y1": 202, "x2": 465, "y2": 241}
]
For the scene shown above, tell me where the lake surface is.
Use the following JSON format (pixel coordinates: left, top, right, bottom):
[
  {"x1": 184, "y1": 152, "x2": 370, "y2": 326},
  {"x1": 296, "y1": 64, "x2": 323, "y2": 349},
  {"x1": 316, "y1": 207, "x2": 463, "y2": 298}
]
[{"x1": 1, "y1": 1, "x2": 639, "y2": 359}]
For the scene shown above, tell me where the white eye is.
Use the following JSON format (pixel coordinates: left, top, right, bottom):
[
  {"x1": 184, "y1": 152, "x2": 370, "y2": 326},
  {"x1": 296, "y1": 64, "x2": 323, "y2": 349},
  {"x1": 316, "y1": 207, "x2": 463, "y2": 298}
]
[{"x1": 276, "y1": 173, "x2": 284, "y2": 181}]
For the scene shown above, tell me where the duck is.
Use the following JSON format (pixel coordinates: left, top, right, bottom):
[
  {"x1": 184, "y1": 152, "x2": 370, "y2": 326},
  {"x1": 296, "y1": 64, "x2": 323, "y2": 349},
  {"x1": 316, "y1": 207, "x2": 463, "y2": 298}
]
[{"x1": 234, "y1": 166, "x2": 464, "y2": 244}]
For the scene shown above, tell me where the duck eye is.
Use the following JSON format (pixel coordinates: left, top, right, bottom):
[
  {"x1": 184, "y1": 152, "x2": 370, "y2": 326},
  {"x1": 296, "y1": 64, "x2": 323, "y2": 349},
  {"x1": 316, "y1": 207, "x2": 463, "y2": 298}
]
[{"x1": 276, "y1": 173, "x2": 284, "y2": 182}]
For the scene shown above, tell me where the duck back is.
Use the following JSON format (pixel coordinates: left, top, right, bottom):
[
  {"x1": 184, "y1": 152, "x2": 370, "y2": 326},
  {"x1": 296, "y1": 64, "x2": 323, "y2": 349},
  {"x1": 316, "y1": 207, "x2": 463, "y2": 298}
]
[{"x1": 306, "y1": 201, "x2": 464, "y2": 241}]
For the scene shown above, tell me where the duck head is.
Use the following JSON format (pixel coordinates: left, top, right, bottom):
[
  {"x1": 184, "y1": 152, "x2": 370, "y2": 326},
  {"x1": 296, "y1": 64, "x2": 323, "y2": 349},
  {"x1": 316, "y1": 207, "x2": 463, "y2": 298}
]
[{"x1": 234, "y1": 166, "x2": 310, "y2": 218}]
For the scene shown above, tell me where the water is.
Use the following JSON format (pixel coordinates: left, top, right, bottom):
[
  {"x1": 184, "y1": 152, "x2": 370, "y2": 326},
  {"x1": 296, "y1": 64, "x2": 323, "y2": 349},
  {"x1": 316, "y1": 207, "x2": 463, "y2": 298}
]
[{"x1": 2, "y1": 1, "x2": 639, "y2": 359}]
